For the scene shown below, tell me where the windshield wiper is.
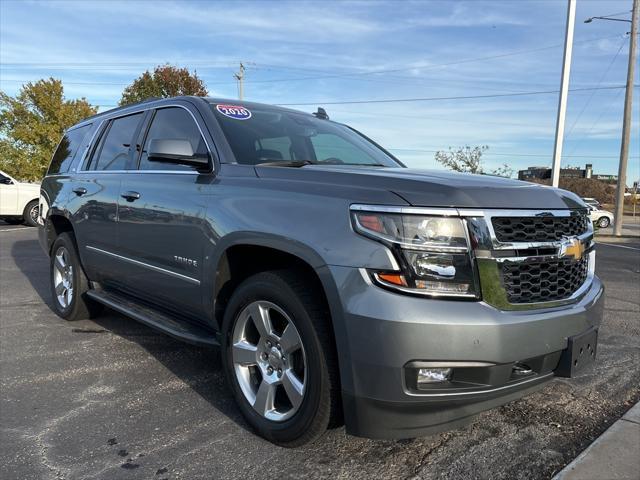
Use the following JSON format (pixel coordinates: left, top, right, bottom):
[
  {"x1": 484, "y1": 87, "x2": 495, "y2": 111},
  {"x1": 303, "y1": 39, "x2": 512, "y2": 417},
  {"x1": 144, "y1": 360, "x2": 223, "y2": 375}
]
[{"x1": 256, "y1": 160, "x2": 388, "y2": 168}]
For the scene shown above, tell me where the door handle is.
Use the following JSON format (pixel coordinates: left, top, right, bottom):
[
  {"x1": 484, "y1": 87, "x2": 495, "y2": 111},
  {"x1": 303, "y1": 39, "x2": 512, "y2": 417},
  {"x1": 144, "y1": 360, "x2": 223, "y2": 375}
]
[
  {"x1": 121, "y1": 191, "x2": 141, "y2": 202},
  {"x1": 72, "y1": 187, "x2": 87, "y2": 196}
]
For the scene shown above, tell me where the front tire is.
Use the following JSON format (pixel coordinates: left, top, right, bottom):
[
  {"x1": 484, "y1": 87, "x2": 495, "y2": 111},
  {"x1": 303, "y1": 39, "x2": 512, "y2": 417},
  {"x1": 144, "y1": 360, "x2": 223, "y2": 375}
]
[
  {"x1": 23, "y1": 200, "x2": 39, "y2": 227},
  {"x1": 49, "y1": 233, "x2": 103, "y2": 320},
  {"x1": 597, "y1": 216, "x2": 610, "y2": 228},
  {"x1": 222, "y1": 270, "x2": 340, "y2": 447}
]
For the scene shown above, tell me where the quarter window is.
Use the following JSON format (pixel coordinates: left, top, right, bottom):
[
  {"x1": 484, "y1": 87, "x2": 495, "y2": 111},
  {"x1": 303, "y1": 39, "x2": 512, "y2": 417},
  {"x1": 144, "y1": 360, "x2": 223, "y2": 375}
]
[
  {"x1": 91, "y1": 113, "x2": 143, "y2": 171},
  {"x1": 49, "y1": 124, "x2": 92, "y2": 174},
  {"x1": 139, "y1": 107, "x2": 208, "y2": 171}
]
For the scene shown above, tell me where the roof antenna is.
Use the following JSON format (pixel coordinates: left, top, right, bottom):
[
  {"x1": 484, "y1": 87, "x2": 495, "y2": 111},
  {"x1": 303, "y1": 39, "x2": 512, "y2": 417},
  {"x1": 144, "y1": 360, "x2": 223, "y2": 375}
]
[{"x1": 313, "y1": 107, "x2": 329, "y2": 120}]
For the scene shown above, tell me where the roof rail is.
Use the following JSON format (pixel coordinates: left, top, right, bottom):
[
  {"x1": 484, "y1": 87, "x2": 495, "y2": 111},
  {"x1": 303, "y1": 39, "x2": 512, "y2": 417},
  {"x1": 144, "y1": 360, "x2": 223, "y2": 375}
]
[{"x1": 82, "y1": 97, "x2": 164, "y2": 122}]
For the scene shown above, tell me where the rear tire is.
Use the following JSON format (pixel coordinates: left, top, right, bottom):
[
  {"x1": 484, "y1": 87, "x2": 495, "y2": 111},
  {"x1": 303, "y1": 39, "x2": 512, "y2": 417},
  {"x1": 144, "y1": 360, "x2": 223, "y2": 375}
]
[
  {"x1": 597, "y1": 217, "x2": 610, "y2": 228},
  {"x1": 49, "y1": 232, "x2": 103, "y2": 321},
  {"x1": 23, "y1": 200, "x2": 39, "y2": 227},
  {"x1": 222, "y1": 269, "x2": 340, "y2": 447}
]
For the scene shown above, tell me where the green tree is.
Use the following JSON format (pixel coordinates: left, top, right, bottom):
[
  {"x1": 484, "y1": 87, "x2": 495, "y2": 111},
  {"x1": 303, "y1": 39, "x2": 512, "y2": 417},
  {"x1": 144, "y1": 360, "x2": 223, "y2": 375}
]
[
  {"x1": 434, "y1": 145, "x2": 514, "y2": 178},
  {"x1": 120, "y1": 65, "x2": 208, "y2": 106},
  {"x1": 0, "y1": 79, "x2": 97, "y2": 181}
]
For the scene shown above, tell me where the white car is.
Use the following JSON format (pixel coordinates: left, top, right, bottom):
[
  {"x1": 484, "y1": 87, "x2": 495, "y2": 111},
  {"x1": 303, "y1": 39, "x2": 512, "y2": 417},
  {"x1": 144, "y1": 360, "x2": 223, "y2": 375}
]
[
  {"x1": 0, "y1": 170, "x2": 41, "y2": 227},
  {"x1": 582, "y1": 197, "x2": 601, "y2": 209},
  {"x1": 588, "y1": 205, "x2": 614, "y2": 229}
]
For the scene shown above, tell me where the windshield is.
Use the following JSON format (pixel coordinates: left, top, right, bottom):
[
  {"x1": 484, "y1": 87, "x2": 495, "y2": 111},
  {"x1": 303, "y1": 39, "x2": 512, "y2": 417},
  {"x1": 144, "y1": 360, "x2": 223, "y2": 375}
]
[{"x1": 210, "y1": 103, "x2": 401, "y2": 167}]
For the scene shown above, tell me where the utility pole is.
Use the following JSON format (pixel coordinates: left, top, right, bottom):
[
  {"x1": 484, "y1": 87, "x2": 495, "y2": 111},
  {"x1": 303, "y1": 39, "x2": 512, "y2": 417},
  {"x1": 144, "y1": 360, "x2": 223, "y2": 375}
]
[
  {"x1": 613, "y1": 0, "x2": 638, "y2": 236},
  {"x1": 551, "y1": 0, "x2": 577, "y2": 188},
  {"x1": 585, "y1": 2, "x2": 638, "y2": 236},
  {"x1": 234, "y1": 63, "x2": 245, "y2": 101}
]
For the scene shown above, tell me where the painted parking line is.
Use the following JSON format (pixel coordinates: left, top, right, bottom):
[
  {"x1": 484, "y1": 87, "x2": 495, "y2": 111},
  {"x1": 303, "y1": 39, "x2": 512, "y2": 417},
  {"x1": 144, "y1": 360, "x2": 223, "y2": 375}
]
[
  {"x1": 597, "y1": 242, "x2": 640, "y2": 251},
  {"x1": 0, "y1": 227, "x2": 30, "y2": 232}
]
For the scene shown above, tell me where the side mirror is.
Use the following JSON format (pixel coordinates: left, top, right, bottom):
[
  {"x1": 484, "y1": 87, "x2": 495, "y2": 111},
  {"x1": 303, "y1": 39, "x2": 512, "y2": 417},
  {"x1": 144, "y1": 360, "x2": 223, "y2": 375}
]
[{"x1": 147, "y1": 138, "x2": 209, "y2": 167}]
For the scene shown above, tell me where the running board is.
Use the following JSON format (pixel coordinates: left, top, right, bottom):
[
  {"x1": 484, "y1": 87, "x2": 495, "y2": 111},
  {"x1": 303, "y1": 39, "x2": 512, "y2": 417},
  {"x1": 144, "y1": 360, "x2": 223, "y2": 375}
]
[{"x1": 86, "y1": 289, "x2": 219, "y2": 348}]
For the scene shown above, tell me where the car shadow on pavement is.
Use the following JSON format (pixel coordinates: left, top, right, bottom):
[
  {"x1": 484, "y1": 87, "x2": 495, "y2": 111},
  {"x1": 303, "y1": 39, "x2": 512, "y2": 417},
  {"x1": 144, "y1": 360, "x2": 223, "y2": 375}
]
[{"x1": 11, "y1": 238, "x2": 252, "y2": 435}]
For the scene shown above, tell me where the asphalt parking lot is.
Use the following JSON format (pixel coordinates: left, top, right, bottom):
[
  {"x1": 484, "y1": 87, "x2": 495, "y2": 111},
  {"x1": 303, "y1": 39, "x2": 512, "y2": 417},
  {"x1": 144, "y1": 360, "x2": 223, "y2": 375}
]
[{"x1": 1, "y1": 224, "x2": 638, "y2": 480}]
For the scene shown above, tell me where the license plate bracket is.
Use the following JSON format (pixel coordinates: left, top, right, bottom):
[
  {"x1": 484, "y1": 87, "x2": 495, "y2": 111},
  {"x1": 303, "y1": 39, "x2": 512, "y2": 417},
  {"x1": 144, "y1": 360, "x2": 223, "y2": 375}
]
[{"x1": 555, "y1": 327, "x2": 598, "y2": 377}]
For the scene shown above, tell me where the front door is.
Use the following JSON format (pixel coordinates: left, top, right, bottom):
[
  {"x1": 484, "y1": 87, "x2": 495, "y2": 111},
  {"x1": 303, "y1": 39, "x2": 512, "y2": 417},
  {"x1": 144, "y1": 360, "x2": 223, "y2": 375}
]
[
  {"x1": 0, "y1": 172, "x2": 18, "y2": 215},
  {"x1": 116, "y1": 106, "x2": 213, "y2": 319}
]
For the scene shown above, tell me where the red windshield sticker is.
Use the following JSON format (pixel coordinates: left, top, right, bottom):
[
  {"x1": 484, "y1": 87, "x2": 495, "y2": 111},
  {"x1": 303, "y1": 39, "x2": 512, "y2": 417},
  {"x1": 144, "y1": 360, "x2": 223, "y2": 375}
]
[{"x1": 216, "y1": 104, "x2": 252, "y2": 120}]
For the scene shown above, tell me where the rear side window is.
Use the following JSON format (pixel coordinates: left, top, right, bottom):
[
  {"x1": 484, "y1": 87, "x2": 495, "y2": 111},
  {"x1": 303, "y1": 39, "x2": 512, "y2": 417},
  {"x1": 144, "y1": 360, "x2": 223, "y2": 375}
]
[
  {"x1": 138, "y1": 107, "x2": 207, "y2": 171},
  {"x1": 91, "y1": 113, "x2": 143, "y2": 171},
  {"x1": 48, "y1": 124, "x2": 92, "y2": 174}
]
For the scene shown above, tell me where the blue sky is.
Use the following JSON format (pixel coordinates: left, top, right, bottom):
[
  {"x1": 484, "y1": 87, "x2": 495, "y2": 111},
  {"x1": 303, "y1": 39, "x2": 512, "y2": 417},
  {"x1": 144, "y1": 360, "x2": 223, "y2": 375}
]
[{"x1": 1, "y1": 0, "x2": 638, "y2": 180}]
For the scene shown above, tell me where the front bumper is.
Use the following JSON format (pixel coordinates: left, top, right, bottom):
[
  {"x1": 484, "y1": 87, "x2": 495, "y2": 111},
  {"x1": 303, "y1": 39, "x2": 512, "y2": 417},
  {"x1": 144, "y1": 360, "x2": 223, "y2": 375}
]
[{"x1": 329, "y1": 265, "x2": 605, "y2": 439}]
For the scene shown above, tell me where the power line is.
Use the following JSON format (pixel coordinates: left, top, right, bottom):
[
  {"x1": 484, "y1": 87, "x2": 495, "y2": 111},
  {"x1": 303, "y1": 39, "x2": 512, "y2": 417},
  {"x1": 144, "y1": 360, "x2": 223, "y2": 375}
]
[
  {"x1": 387, "y1": 148, "x2": 638, "y2": 160},
  {"x1": 87, "y1": 84, "x2": 632, "y2": 110},
  {"x1": 243, "y1": 34, "x2": 627, "y2": 85},
  {"x1": 0, "y1": 33, "x2": 624, "y2": 91},
  {"x1": 598, "y1": 10, "x2": 633, "y2": 18},
  {"x1": 565, "y1": 86, "x2": 626, "y2": 157},
  {"x1": 277, "y1": 85, "x2": 629, "y2": 106},
  {"x1": 564, "y1": 36, "x2": 628, "y2": 141}
]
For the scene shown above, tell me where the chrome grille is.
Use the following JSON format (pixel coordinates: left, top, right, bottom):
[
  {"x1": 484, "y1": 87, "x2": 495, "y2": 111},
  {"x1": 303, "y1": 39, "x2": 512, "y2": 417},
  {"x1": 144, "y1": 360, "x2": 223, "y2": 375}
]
[
  {"x1": 501, "y1": 255, "x2": 589, "y2": 304},
  {"x1": 492, "y1": 214, "x2": 589, "y2": 243}
]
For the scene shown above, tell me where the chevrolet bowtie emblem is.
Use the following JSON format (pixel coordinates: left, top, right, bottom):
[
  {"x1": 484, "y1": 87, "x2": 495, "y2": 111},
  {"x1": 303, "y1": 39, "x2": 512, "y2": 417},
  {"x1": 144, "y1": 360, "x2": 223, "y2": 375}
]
[{"x1": 560, "y1": 237, "x2": 584, "y2": 261}]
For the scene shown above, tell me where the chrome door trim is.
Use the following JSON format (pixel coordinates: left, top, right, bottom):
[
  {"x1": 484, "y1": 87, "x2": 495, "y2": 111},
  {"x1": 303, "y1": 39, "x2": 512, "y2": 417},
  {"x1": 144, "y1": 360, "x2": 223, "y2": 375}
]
[{"x1": 85, "y1": 245, "x2": 200, "y2": 285}]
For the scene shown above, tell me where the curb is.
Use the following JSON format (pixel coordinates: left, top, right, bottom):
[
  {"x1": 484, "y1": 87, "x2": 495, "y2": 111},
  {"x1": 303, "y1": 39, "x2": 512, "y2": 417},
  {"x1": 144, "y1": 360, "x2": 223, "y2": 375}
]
[{"x1": 553, "y1": 402, "x2": 640, "y2": 480}]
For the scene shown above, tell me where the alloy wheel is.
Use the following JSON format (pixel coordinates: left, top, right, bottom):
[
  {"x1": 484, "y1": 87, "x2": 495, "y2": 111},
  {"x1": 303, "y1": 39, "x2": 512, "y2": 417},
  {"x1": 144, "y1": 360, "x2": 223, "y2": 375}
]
[
  {"x1": 53, "y1": 246, "x2": 74, "y2": 309},
  {"x1": 29, "y1": 204, "x2": 39, "y2": 224},
  {"x1": 231, "y1": 300, "x2": 306, "y2": 422}
]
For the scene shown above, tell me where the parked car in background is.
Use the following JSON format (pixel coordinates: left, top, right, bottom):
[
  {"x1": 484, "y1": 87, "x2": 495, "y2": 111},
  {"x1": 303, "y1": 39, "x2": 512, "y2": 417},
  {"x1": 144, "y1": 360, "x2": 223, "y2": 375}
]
[
  {"x1": 588, "y1": 204, "x2": 614, "y2": 229},
  {"x1": 38, "y1": 97, "x2": 603, "y2": 446},
  {"x1": 581, "y1": 197, "x2": 601, "y2": 209},
  {"x1": 0, "y1": 170, "x2": 40, "y2": 227}
]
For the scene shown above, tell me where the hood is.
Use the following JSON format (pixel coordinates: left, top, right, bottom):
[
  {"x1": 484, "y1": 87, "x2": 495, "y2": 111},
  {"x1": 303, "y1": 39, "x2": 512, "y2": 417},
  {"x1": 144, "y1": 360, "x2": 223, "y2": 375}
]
[{"x1": 254, "y1": 165, "x2": 585, "y2": 210}]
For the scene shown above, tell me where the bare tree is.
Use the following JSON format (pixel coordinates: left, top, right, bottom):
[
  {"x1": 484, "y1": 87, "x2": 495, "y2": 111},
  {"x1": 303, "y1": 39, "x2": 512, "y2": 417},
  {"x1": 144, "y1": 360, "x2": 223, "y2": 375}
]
[
  {"x1": 435, "y1": 146, "x2": 488, "y2": 174},
  {"x1": 434, "y1": 145, "x2": 513, "y2": 178}
]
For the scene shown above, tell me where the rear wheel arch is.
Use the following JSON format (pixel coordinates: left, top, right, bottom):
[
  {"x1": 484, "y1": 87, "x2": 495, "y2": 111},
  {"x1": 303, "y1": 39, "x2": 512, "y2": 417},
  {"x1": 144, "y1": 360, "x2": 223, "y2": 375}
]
[{"x1": 46, "y1": 214, "x2": 75, "y2": 253}]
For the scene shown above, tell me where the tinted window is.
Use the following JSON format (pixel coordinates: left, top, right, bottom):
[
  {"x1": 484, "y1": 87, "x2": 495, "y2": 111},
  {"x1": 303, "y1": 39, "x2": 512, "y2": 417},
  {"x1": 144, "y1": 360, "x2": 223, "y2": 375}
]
[
  {"x1": 211, "y1": 104, "x2": 400, "y2": 167},
  {"x1": 254, "y1": 136, "x2": 292, "y2": 162},
  {"x1": 139, "y1": 107, "x2": 208, "y2": 171},
  {"x1": 92, "y1": 113, "x2": 143, "y2": 171},
  {"x1": 48, "y1": 124, "x2": 92, "y2": 174},
  {"x1": 310, "y1": 133, "x2": 375, "y2": 164}
]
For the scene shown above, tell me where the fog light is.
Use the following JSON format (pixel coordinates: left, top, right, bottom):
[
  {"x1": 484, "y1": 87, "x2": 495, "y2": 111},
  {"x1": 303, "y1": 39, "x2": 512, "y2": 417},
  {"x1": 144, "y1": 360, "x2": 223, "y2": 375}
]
[{"x1": 417, "y1": 367, "x2": 452, "y2": 384}]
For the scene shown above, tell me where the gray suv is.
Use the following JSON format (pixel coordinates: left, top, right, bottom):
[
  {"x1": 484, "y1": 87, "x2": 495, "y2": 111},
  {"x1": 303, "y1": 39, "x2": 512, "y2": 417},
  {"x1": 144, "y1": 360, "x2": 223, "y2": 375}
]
[{"x1": 39, "y1": 96, "x2": 604, "y2": 446}]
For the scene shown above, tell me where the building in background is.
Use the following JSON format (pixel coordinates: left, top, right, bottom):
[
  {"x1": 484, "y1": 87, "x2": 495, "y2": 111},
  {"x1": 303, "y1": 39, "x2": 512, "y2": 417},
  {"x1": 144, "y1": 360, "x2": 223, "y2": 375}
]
[{"x1": 518, "y1": 164, "x2": 619, "y2": 185}]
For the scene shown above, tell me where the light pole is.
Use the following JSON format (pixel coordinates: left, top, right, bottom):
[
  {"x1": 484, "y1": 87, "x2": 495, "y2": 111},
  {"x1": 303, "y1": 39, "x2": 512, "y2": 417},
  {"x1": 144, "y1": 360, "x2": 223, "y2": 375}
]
[
  {"x1": 551, "y1": 0, "x2": 577, "y2": 189},
  {"x1": 585, "y1": 1, "x2": 638, "y2": 236}
]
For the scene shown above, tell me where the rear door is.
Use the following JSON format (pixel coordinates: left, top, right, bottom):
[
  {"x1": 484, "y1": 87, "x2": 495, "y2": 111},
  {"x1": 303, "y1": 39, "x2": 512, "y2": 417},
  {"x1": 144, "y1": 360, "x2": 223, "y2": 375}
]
[
  {"x1": 72, "y1": 112, "x2": 145, "y2": 281},
  {"x1": 116, "y1": 105, "x2": 213, "y2": 319}
]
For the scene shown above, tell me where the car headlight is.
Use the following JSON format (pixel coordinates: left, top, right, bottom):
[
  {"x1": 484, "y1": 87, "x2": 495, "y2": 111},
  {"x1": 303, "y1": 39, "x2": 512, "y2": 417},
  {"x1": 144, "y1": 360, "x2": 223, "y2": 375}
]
[{"x1": 351, "y1": 209, "x2": 478, "y2": 297}]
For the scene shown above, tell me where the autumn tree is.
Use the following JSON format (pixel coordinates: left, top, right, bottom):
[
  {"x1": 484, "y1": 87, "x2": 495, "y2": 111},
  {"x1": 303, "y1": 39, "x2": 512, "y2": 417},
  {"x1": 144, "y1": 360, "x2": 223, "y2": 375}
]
[
  {"x1": 0, "y1": 79, "x2": 97, "y2": 181},
  {"x1": 434, "y1": 145, "x2": 514, "y2": 178},
  {"x1": 120, "y1": 65, "x2": 208, "y2": 106}
]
